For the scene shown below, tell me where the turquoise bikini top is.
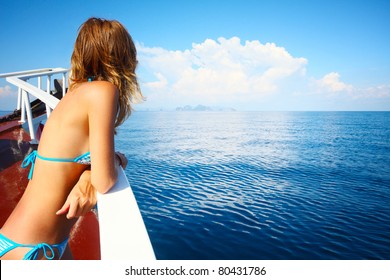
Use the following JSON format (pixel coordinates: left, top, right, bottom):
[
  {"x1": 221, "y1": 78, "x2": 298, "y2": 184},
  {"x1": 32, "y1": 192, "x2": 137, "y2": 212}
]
[{"x1": 21, "y1": 150, "x2": 91, "y2": 180}]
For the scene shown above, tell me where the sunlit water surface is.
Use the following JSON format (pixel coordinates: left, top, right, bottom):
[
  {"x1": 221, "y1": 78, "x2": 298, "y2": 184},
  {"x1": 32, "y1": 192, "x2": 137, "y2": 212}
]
[{"x1": 116, "y1": 111, "x2": 390, "y2": 259}]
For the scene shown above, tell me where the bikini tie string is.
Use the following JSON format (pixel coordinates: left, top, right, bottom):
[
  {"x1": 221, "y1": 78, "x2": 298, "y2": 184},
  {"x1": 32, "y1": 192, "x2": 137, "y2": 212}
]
[
  {"x1": 21, "y1": 150, "x2": 37, "y2": 180},
  {"x1": 23, "y1": 243, "x2": 56, "y2": 260}
]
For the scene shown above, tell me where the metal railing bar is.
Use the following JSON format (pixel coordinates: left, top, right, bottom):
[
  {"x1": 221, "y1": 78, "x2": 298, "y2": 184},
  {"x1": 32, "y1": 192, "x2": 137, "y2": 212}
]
[
  {"x1": 0, "y1": 68, "x2": 53, "y2": 78},
  {"x1": 14, "y1": 68, "x2": 68, "y2": 80},
  {"x1": 6, "y1": 77, "x2": 60, "y2": 109}
]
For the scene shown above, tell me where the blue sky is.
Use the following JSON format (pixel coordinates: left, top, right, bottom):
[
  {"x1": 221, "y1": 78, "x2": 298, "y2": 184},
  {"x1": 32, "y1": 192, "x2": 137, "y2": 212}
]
[{"x1": 1, "y1": 0, "x2": 389, "y2": 111}]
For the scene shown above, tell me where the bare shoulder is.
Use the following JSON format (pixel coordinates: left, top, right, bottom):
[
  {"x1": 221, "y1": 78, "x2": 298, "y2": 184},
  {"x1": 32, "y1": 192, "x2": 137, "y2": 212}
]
[{"x1": 81, "y1": 81, "x2": 119, "y2": 110}]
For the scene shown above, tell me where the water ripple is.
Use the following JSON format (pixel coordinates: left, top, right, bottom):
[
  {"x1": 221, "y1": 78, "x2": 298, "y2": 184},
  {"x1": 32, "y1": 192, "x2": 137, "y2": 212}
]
[{"x1": 117, "y1": 111, "x2": 390, "y2": 259}]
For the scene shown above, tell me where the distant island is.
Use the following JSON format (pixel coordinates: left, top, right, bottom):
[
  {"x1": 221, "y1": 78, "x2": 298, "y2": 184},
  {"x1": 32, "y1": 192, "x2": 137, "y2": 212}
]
[{"x1": 176, "y1": 105, "x2": 236, "y2": 112}]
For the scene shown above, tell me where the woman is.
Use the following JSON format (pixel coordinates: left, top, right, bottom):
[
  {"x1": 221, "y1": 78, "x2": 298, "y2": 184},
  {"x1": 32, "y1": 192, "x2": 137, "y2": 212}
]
[{"x1": 0, "y1": 17, "x2": 143, "y2": 259}]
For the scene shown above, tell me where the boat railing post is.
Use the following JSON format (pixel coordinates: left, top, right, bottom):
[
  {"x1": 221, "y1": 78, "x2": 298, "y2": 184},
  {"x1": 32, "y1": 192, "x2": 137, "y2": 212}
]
[
  {"x1": 62, "y1": 73, "x2": 67, "y2": 96},
  {"x1": 17, "y1": 87, "x2": 22, "y2": 111},
  {"x1": 22, "y1": 89, "x2": 36, "y2": 143},
  {"x1": 20, "y1": 88, "x2": 26, "y2": 124},
  {"x1": 46, "y1": 75, "x2": 52, "y2": 117},
  {"x1": 38, "y1": 76, "x2": 42, "y2": 91}
]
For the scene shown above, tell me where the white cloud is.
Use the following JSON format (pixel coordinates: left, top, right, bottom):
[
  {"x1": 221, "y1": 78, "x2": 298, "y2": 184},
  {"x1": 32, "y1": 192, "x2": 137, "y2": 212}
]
[
  {"x1": 144, "y1": 72, "x2": 168, "y2": 90},
  {"x1": 137, "y1": 37, "x2": 307, "y2": 107},
  {"x1": 353, "y1": 84, "x2": 390, "y2": 99},
  {"x1": 312, "y1": 72, "x2": 390, "y2": 99},
  {"x1": 315, "y1": 72, "x2": 353, "y2": 93},
  {"x1": 0, "y1": 85, "x2": 17, "y2": 110},
  {"x1": 0, "y1": 85, "x2": 13, "y2": 97},
  {"x1": 135, "y1": 37, "x2": 390, "y2": 110}
]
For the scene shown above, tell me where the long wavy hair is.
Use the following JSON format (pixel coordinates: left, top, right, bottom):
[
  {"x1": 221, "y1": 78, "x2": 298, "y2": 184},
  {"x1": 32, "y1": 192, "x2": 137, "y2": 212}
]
[{"x1": 69, "y1": 17, "x2": 143, "y2": 128}]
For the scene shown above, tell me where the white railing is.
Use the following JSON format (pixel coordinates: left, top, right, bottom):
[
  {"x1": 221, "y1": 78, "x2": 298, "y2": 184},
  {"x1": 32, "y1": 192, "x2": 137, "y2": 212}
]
[
  {"x1": 97, "y1": 167, "x2": 156, "y2": 260},
  {"x1": 0, "y1": 67, "x2": 68, "y2": 143}
]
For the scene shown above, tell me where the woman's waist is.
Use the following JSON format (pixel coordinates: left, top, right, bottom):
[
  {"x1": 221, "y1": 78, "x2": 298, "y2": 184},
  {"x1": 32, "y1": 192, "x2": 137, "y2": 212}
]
[
  {"x1": 1, "y1": 202, "x2": 76, "y2": 245},
  {"x1": 30, "y1": 161, "x2": 88, "y2": 186}
]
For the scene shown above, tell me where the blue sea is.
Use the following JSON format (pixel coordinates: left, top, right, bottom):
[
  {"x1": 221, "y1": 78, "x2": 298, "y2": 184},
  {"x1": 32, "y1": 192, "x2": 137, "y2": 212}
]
[{"x1": 115, "y1": 111, "x2": 390, "y2": 260}]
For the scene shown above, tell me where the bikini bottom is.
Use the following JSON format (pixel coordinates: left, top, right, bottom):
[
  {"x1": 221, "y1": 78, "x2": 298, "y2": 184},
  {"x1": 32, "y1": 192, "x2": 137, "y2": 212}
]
[{"x1": 0, "y1": 232, "x2": 68, "y2": 260}]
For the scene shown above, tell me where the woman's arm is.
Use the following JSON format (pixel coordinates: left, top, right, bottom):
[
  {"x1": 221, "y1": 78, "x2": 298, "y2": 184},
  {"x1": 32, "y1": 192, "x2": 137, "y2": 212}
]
[
  {"x1": 56, "y1": 152, "x2": 128, "y2": 219},
  {"x1": 56, "y1": 169, "x2": 96, "y2": 219},
  {"x1": 87, "y1": 81, "x2": 120, "y2": 194}
]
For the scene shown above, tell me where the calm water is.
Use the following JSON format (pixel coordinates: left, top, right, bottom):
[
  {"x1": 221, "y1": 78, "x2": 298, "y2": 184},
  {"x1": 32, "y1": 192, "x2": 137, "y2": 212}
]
[{"x1": 116, "y1": 111, "x2": 390, "y2": 260}]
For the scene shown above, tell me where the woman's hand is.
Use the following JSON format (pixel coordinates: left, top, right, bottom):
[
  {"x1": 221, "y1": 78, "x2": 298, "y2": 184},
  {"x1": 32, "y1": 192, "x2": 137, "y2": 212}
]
[
  {"x1": 115, "y1": 151, "x2": 128, "y2": 169},
  {"x1": 56, "y1": 169, "x2": 97, "y2": 219}
]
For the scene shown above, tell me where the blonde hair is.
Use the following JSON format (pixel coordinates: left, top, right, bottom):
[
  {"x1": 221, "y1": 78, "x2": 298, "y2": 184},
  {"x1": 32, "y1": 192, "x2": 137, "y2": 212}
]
[{"x1": 69, "y1": 17, "x2": 143, "y2": 128}]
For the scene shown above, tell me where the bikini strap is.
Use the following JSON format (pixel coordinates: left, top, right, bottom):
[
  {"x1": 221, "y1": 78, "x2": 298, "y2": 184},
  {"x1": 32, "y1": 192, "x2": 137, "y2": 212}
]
[
  {"x1": 21, "y1": 150, "x2": 37, "y2": 180},
  {"x1": 23, "y1": 238, "x2": 69, "y2": 260},
  {"x1": 21, "y1": 150, "x2": 80, "y2": 180},
  {"x1": 23, "y1": 242, "x2": 56, "y2": 260},
  {"x1": 0, "y1": 233, "x2": 68, "y2": 260}
]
